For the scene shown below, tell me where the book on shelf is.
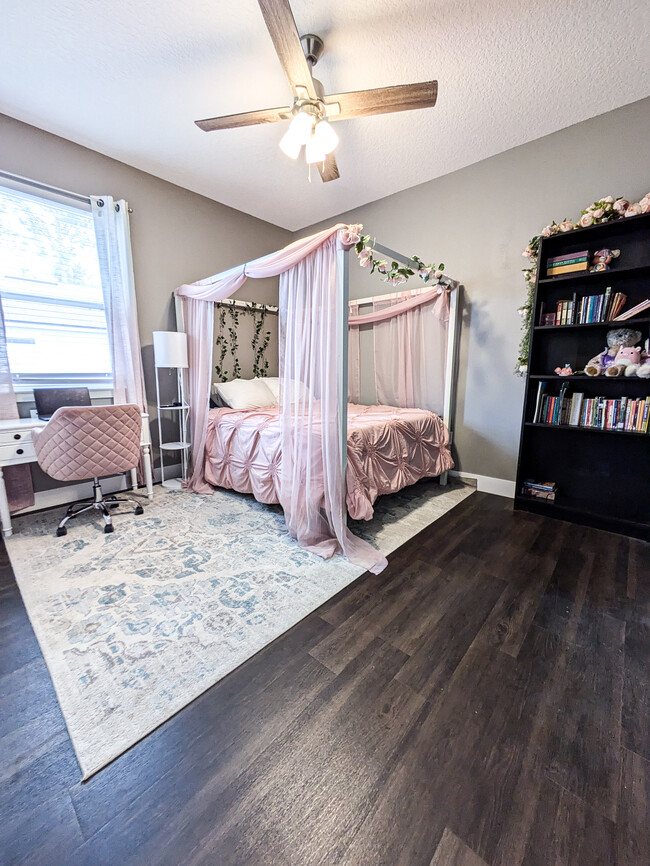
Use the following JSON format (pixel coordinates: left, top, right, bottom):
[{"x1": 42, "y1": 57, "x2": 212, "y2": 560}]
[
  {"x1": 613, "y1": 298, "x2": 650, "y2": 321},
  {"x1": 573, "y1": 289, "x2": 625, "y2": 324},
  {"x1": 534, "y1": 391, "x2": 650, "y2": 433},
  {"x1": 545, "y1": 250, "x2": 589, "y2": 277},
  {"x1": 522, "y1": 479, "x2": 557, "y2": 500}
]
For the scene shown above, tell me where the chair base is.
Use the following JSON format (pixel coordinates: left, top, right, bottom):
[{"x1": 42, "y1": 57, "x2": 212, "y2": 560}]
[{"x1": 56, "y1": 479, "x2": 144, "y2": 536}]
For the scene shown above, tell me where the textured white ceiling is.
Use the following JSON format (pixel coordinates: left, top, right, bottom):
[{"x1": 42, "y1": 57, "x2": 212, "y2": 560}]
[{"x1": 2, "y1": 0, "x2": 649, "y2": 230}]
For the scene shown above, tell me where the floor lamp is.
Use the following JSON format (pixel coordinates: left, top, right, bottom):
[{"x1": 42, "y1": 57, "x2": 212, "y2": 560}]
[{"x1": 153, "y1": 331, "x2": 190, "y2": 490}]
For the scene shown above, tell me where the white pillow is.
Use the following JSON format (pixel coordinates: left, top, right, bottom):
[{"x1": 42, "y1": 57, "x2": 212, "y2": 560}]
[
  {"x1": 256, "y1": 377, "x2": 280, "y2": 402},
  {"x1": 214, "y1": 378, "x2": 276, "y2": 410}
]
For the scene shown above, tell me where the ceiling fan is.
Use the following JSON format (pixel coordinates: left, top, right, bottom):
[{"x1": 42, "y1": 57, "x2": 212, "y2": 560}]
[{"x1": 195, "y1": 0, "x2": 438, "y2": 182}]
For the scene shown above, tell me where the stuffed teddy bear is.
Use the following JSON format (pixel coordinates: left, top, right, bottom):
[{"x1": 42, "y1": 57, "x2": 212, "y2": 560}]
[
  {"x1": 605, "y1": 345, "x2": 642, "y2": 377},
  {"x1": 584, "y1": 328, "x2": 642, "y2": 376}
]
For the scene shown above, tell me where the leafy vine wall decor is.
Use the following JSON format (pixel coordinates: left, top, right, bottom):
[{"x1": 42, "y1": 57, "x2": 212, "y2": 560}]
[
  {"x1": 515, "y1": 191, "x2": 650, "y2": 375},
  {"x1": 214, "y1": 302, "x2": 274, "y2": 382}
]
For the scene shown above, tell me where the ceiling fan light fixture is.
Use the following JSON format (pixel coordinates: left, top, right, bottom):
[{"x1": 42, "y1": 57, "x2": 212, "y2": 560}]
[
  {"x1": 279, "y1": 110, "x2": 313, "y2": 158},
  {"x1": 305, "y1": 132, "x2": 327, "y2": 165},
  {"x1": 312, "y1": 119, "x2": 338, "y2": 155}
]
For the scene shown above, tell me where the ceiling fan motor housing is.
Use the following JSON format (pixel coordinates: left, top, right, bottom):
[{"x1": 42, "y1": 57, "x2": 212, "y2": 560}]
[{"x1": 300, "y1": 34, "x2": 324, "y2": 67}]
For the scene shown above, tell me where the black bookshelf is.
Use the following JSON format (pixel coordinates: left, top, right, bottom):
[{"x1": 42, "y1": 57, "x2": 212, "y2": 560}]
[{"x1": 514, "y1": 211, "x2": 650, "y2": 541}]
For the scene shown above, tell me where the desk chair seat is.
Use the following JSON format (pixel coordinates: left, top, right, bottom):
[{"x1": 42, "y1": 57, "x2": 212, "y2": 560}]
[{"x1": 32, "y1": 404, "x2": 144, "y2": 536}]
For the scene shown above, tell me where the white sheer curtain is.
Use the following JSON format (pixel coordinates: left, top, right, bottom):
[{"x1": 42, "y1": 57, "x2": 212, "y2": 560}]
[
  {"x1": 91, "y1": 197, "x2": 147, "y2": 413},
  {"x1": 372, "y1": 292, "x2": 448, "y2": 415},
  {"x1": 0, "y1": 300, "x2": 33, "y2": 511},
  {"x1": 279, "y1": 235, "x2": 385, "y2": 572}
]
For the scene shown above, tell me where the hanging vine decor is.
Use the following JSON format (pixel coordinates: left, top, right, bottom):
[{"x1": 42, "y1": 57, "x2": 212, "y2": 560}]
[
  {"x1": 214, "y1": 301, "x2": 275, "y2": 382},
  {"x1": 214, "y1": 307, "x2": 229, "y2": 381},
  {"x1": 227, "y1": 307, "x2": 241, "y2": 380},
  {"x1": 251, "y1": 307, "x2": 272, "y2": 378}
]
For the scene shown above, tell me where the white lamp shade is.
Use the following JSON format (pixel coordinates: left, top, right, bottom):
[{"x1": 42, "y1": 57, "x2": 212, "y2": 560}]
[
  {"x1": 153, "y1": 331, "x2": 188, "y2": 368},
  {"x1": 312, "y1": 119, "x2": 338, "y2": 155}
]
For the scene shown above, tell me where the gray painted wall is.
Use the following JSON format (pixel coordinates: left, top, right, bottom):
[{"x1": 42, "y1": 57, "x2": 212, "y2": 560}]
[
  {"x1": 297, "y1": 97, "x2": 650, "y2": 481},
  {"x1": 0, "y1": 113, "x2": 291, "y2": 490}
]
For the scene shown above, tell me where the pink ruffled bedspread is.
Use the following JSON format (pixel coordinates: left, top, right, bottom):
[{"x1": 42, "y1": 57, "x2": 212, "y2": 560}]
[{"x1": 204, "y1": 403, "x2": 454, "y2": 521}]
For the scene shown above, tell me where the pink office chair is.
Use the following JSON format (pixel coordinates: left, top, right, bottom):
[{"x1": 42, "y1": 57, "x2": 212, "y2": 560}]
[{"x1": 32, "y1": 404, "x2": 144, "y2": 536}]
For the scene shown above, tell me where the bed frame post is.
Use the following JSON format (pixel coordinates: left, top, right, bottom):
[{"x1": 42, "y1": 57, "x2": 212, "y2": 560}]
[
  {"x1": 439, "y1": 284, "x2": 461, "y2": 486},
  {"x1": 336, "y1": 245, "x2": 350, "y2": 484},
  {"x1": 174, "y1": 293, "x2": 186, "y2": 332}
]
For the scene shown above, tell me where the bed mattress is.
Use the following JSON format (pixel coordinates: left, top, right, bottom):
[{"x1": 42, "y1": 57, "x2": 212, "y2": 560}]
[{"x1": 204, "y1": 403, "x2": 454, "y2": 521}]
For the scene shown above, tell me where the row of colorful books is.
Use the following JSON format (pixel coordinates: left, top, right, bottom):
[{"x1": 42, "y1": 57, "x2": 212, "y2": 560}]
[
  {"x1": 533, "y1": 383, "x2": 650, "y2": 432},
  {"x1": 539, "y1": 289, "x2": 627, "y2": 326},
  {"x1": 521, "y1": 479, "x2": 556, "y2": 501},
  {"x1": 545, "y1": 250, "x2": 589, "y2": 277}
]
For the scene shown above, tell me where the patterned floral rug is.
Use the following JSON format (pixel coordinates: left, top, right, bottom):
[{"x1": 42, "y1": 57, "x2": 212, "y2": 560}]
[{"x1": 6, "y1": 479, "x2": 473, "y2": 778}]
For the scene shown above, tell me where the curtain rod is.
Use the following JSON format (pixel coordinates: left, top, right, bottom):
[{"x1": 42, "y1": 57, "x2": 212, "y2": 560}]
[
  {"x1": 0, "y1": 169, "x2": 133, "y2": 212},
  {"x1": 216, "y1": 298, "x2": 279, "y2": 313}
]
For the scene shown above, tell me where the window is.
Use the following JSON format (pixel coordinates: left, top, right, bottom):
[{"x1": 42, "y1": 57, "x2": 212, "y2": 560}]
[{"x1": 0, "y1": 184, "x2": 112, "y2": 392}]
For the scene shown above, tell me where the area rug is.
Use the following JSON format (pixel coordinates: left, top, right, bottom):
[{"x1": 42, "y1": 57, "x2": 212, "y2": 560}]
[{"x1": 5, "y1": 479, "x2": 473, "y2": 778}]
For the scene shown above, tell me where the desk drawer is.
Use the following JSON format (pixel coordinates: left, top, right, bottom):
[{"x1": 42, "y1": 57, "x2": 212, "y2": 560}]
[
  {"x1": 0, "y1": 429, "x2": 36, "y2": 446},
  {"x1": 0, "y1": 441, "x2": 36, "y2": 462}
]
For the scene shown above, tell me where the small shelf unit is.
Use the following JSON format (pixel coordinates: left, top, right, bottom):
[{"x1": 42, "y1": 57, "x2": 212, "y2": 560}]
[{"x1": 515, "y1": 211, "x2": 650, "y2": 541}]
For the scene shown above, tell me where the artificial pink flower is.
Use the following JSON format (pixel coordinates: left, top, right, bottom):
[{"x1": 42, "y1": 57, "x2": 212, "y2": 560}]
[
  {"x1": 592, "y1": 208, "x2": 605, "y2": 219},
  {"x1": 613, "y1": 198, "x2": 629, "y2": 213},
  {"x1": 559, "y1": 221, "x2": 574, "y2": 232},
  {"x1": 340, "y1": 223, "x2": 362, "y2": 245},
  {"x1": 579, "y1": 213, "x2": 594, "y2": 228},
  {"x1": 434, "y1": 269, "x2": 444, "y2": 278},
  {"x1": 639, "y1": 195, "x2": 650, "y2": 213},
  {"x1": 541, "y1": 226, "x2": 552, "y2": 237},
  {"x1": 358, "y1": 248, "x2": 373, "y2": 268},
  {"x1": 625, "y1": 203, "x2": 642, "y2": 217},
  {"x1": 603, "y1": 196, "x2": 615, "y2": 204}
]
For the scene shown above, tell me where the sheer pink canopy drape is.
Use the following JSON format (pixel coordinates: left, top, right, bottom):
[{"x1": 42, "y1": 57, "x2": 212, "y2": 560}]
[
  {"x1": 176, "y1": 225, "x2": 386, "y2": 574},
  {"x1": 348, "y1": 285, "x2": 452, "y2": 415}
]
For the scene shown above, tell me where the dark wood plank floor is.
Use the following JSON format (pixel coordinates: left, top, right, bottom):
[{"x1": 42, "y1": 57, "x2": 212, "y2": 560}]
[{"x1": 1, "y1": 491, "x2": 648, "y2": 865}]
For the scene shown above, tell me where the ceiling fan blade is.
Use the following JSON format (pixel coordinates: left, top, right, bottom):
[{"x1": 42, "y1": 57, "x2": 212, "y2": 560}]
[
  {"x1": 257, "y1": 0, "x2": 318, "y2": 100},
  {"x1": 324, "y1": 81, "x2": 438, "y2": 121},
  {"x1": 318, "y1": 153, "x2": 340, "y2": 183},
  {"x1": 195, "y1": 106, "x2": 290, "y2": 132}
]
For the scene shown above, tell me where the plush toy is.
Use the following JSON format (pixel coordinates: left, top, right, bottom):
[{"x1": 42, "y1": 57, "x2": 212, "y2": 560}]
[
  {"x1": 589, "y1": 248, "x2": 620, "y2": 273},
  {"x1": 584, "y1": 328, "x2": 642, "y2": 376},
  {"x1": 605, "y1": 345, "x2": 642, "y2": 377},
  {"x1": 637, "y1": 339, "x2": 650, "y2": 378}
]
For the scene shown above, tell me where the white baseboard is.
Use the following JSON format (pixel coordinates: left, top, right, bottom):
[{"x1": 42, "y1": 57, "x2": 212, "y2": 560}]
[
  {"x1": 449, "y1": 470, "x2": 516, "y2": 499},
  {"x1": 19, "y1": 463, "x2": 183, "y2": 515}
]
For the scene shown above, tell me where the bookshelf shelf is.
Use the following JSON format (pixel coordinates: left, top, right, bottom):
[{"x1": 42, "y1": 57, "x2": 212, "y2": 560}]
[
  {"x1": 534, "y1": 316, "x2": 650, "y2": 331},
  {"x1": 537, "y1": 263, "x2": 650, "y2": 285},
  {"x1": 528, "y1": 374, "x2": 648, "y2": 381},
  {"x1": 515, "y1": 211, "x2": 650, "y2": 542},
  {"x1": 524, "y1": 422, "x2": 647, "y2": 437}
]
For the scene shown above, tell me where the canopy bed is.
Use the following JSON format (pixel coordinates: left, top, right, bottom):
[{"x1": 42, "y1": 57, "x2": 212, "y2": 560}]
[{"x1": 174, "y1": 225, "x2": 460, "y2": 575}]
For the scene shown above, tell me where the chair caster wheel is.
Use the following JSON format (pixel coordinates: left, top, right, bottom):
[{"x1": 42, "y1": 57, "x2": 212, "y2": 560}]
[
  {"x1": 56, "y1": 527, "x2": 67, "y2": 537},
  {"x1": 104, "y1": 524, "x2": 114, "y2": 534},
  {"x1": 135, "y1": 505, "x2": 144, "y2": 515}
]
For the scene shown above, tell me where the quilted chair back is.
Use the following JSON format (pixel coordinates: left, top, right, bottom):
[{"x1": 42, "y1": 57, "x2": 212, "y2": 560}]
[{"x1": 32, "y1": 404, "x2": 142, "y2": 482}]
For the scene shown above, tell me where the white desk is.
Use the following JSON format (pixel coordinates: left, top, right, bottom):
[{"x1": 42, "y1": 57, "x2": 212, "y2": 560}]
[{"x1": 0, "y1": 413, "x2": 154, "y2": 537}]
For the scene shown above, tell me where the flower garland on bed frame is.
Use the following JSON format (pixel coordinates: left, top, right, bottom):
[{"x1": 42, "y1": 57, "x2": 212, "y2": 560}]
[
  {"x1": 515, "y1": 192, "x2": 650, "y2": 375},
  {"x1": 350, "y1": 227, "x2": 447, "y2": 289}
]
